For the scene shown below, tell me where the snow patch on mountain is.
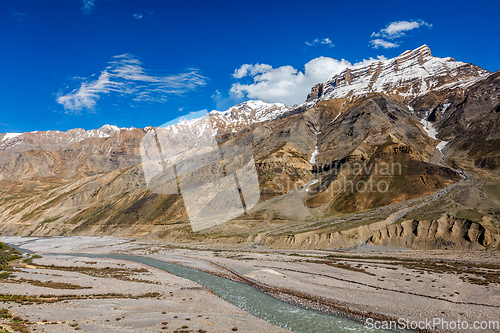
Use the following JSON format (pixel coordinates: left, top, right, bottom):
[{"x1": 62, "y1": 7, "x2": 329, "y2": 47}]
[
  {"x1": 420, "y1": 109, "x2": 448, "y2": 153},
  {"x1": 310, "y1": 145, "x2": 318, "y2": 164},
  {"x1": 441, "y1": 103, "x2": 451, "y2": 114},
  {"x1": 160, "y1": 100, "x2": 290, "y2": 140},
  {"x1": 0, "y1": 125, "x2": 133, "y2": 151},
  {"x1": 420, "y1": 118, "x2": 438, "y2": 140},
  {"x1": 1, "y1": 133, "x2": 22, "y2": 143},
  {"x1": 209, "y1": 100, "x2": 289, "y2": 127},
  {"x1": 318, "y1": 45, "x2": 489, "y2": 103},
  {"x1": 436, "y1": 141, "x2": 448, "y2": 152},
  {"x1": 330, "y1": 112, "x2": 342, "y2": 124}
]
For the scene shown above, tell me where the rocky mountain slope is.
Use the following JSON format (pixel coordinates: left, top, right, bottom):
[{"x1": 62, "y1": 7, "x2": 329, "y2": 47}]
[
  {"x1": 0, "y1": 45, "x2": 499, "y2": 251},
  {"x1": 309, "y1": 45, "x2": 488, "y2": 106}
]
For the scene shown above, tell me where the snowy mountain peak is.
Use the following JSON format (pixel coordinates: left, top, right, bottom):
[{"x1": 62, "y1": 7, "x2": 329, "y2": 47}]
[
  {"x1": 317, "y1": 45, "x2": 489, "y2": 103},
  {"x1": 161, "y1": 100, "x2": 290, "y2": 141},
  {"x1": 398, "y1": 44, "x2": 431, "y2": 58},
  {"x1": 208, "y1": 100, "x2": 289, "y2": 133},
  {"x1": 0, "y1": 125, "x2": 135, "y2": 153},
  {"x1": 0, "y1": 133, "x2": 22, "y2": 143},
  {"x1": 1, "y1": 46, "x2": 491, "y2": 158}
]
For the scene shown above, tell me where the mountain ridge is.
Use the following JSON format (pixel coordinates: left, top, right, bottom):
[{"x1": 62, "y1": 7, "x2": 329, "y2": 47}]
[
  {"x1": 0, "y1": 45, "x2": 491, "y2": 159},
  {"x1": 313, "y1": 44, "x2": 489, "y2": 105},
  {"x1": 0, "y1": 45, "x2": 499, "y2": 251}
]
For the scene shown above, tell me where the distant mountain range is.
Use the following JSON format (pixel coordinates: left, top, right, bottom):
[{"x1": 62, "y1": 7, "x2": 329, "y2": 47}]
[{"x1": 1, "y1": 45, "x2": 499, "y2": 251}]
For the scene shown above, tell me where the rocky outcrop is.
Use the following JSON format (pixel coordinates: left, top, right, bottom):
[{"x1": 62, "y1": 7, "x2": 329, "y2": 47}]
[
  {"x1": 442, "y1": 72, "x2": 500, "y2": 171},
  {"x1": 303, "y1": 94, "x2": 460, "y2": 213},
  {"x1": 260, "y1": 214, "x2": 499, "y2": 250},
  {"x1": 261, "y1": 219, "x2": 394, "y2": 250},
  {"x1": 435, "y1": 71, "x2": 500, "y2": 141},
  {"x1": 306, "y1": 83, "x2": 323, "y2": 102},
  {"x1": 369, "y1": 214, "x2": 499, "y2": 250},
  {"x1": 314, "y1": 45, "x2": 489, "y2": 105}
]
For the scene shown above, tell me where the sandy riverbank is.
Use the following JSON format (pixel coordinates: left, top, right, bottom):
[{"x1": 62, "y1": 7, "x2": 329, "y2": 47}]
[
  {"x1": 0, "y1": 237, "x2": 292, "y2": 332},
  {"x1": 1, "y1": 236, "x2": 500, "y2": 333}
]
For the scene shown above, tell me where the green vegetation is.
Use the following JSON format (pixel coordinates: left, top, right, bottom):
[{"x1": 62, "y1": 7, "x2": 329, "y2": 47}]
[
  {"x1": 404, "y1": 196, "x2": 451, "y2": 222},
  {"x1": 0, "y1": 308, "x2": 12, "y2": 319},
  {"x1": 325, "y1": 253, "x2": 500, "y2": 286},
  {"x1": 21, "y1": 254, "x2": 42, "y2": 265},
  {"x1": 305, "y1": 259, "x2": 376, "y2": 276},
  {"x1": 0, "y1": 292, "x2": 161, "y2": 305},
  {"x1": 4, "y1": 277, "x2": 92, "y2": 290},
  {"x1": 41, "y1": 215, "x2": 63, "y2": 223},
  {"x1": 274, "y1": 215, "x2": 384, "y2": 237},
  {"x1": 0, "y1": 307, "x2": 29, "y2": 333},
  {"x1": 405, "y1": 210, "x2": 445, "y2": 222},
  {"x1": 203, "y1": 231, "x2": 249, "y2": 239},
  {"x1": 485, "y1": 181, "x2": 500, "y2": 201},
  {"x1": 0, "y1": 242, "x2": 21, "y2": 271},
  {"x1": 30, "y1": 263, "x2": 160, "y2": 284},
  {"x1": 456, "y1": 209, "x2": 485, "y2": 222},
  {"x1": 16, "y1": 183, "x2": 78, "y2": 221},
  {"x1": 0, "y1": 249, "x2": 95, "y2": 289}
]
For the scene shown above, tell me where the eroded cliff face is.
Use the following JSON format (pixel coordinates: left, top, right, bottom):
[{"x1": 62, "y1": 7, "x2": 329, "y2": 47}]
[
  {"x1": 369, "y1": 214, "x2": 499, "y2": 250},
  {"x1": 260, "y1": 214, "x2": 499, "y2": 250}
]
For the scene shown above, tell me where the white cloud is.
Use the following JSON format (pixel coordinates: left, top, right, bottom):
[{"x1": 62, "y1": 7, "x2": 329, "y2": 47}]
[
  {"x1": 9, "y1": 9, "x2": 27, "y2": 21},
  {"x1": 353, "y1": 55, "x2": 388, "y2": 66},
  {"x1": 370, "y1": 39, "x2": 400, "y2": 49},
  {"x1": 232, "y1": 64, "x2": 273, "y2": 79},
  {"x1": 372, "y1": 20, "x2": 432, "y2": 39},
  {"x1": 133, "y1": 10, "x2": 153, "y2": 20},
  {"x1": 230, "y1": 56, "x2": 384, "y2": 106},
  {"x1": 81, "y1": 0, "x2": 98, "y2": 14},
  {"x1": 305, "y1": 38, "x2": 334, "y2": 47},
  {"x1": 57, "y1": 71, "x2": 118, "y2": 111},
  {"x1": 212, "y1": 90, "x2": 221, "y2": 99},
  {"x1": 369, "y1": 20, "x2": 431, "y2": 49},
  {"x1": 57, "y1": 54, "x2": 207, "y2": 113},
  {"x1": 211, "y1": 89, "x2": 240, "y2": 110}
]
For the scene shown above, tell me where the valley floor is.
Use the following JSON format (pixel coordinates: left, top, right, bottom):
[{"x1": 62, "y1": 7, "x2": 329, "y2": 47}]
[{"x1": 1, "y1": 236, "x2": 499, "y2": 333}]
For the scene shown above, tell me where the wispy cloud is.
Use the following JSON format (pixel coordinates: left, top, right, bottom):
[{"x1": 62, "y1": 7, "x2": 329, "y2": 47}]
[
  {"x1": 9, "y1": 9, "x2": 27, "y2": 21},
  {"x1": 370, "y1": 39, "x2": 400, "y2": 49},
  {"x1": 211, "y1": 89, "x2": 240, "y2": 110},
  {"x1": 232, "y1": 64, "x2": 273, "y2": 79},
  {"x1": 369, "y1": 20, "x2": 431, "y2": 49},
  {"x1": 305, "y1": 38, "x2": 334, "y2": 47},
  {"x1": 81, "y1": 0, "x2": 98, "y2": 14},
  {"x1": 372, "y1": 20, "x2": 432, "y2": 39},
  {"x1": 57, "y1": 54, "x2": 207, "y2": 113},
  {"x1": 133, "y1": 10, "x2": 153, "y2": 20},
  {"x1": 230, "y1": 56, "x2": 385, "y2": 106}
]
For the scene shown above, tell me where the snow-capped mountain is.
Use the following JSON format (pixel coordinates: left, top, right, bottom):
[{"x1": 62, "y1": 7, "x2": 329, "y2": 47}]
[
  {"x1": 1, "y1": 44, "x2": 499, "y2": 248},
  {"x1": 0, "y1": 45, "x2": 491, "y2": 158},
  {"x1": 209, "y1": 100, "x2": 289, "y2": 129},
  {"x1": 163, "y1": 100, "x2": 290, "y2": 139},
  {"x1": 0, "y1": 101, "x2": 289, "y2": 161},
  {"x1": 0, "y1": 125, "x2": 130, "y2": 152},
  {"x1": 310, "y1": 45, "x2": 489, "y2": 105}
]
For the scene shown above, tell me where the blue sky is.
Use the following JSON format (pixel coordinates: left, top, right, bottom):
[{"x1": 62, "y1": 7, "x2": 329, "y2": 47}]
[{"x1": 1, "y1": 0, "x2": 499, "y2": 133}]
